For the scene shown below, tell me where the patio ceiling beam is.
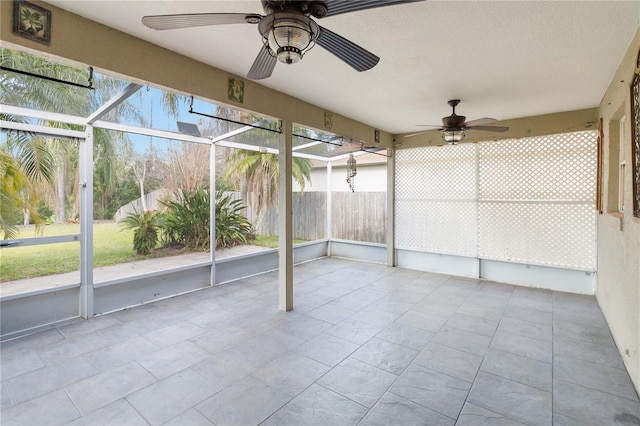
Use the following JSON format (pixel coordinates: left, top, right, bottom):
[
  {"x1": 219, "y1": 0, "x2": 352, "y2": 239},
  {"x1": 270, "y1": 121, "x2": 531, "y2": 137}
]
[
  {"x1": 86, "y1": 82, "x2": 142, "y2": 124},
  {"x1": 0, "y1": 120, "x2": 86, "y2": 139},
  {"x1": 1, "y1": 104, "x2": 86, "y2": 126},
  {"x1": 92, "y1": 120, "x2": 211, "y2": 144}
]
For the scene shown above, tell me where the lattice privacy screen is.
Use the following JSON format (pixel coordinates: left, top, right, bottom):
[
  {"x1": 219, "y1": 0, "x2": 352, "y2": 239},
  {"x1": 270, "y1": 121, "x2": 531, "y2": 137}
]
[
  {"x1": 395, "y1": 131, "x2": 597, "y2": 271},
  {"x1": 395, "y1": 144, "x2": 477, "y2": 256}
]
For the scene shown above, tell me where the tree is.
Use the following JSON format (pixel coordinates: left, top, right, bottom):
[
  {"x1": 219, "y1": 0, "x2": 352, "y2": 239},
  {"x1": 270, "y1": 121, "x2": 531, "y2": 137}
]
[
  {"x1": 1, "y1": 48, "x2": 140, "y2": 225},
  {"x1": 224, "y1": 149, "x2": 312, "y2": 230},
  {"x1": 0, "y1": 148, "x2": 40, "y2": 238},
  {"x1": 161, "y1": 141, "x2": 210, "y2": 196},
  {"x1": 0, "y1": 114, "x2": 53, "y2": 227}
]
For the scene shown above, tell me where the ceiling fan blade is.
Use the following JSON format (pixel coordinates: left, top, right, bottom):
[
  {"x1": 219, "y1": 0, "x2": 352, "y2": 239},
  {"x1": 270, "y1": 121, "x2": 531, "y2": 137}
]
[
  {"x1": 247, "y1": 45, "x2": 277, "y2": 80},
  {"x1": 323, "y1": 0, "x2": 424, "y2": 17},
  {"x1": 463, "y1": 117, "x2": 496, "y2": 127},
  {"x1": 467, "y1": 125, "x2": 510, "y2": 132},
  {"x1": 142, "y1": 13, "x2": 258, "y2": 30},
  {"x1": 316, "y1": 27, "x2": 379, "y2": 72},
  {"x1": 416, "y1": 124, "x2": 443, "y2": 128},
  {"x1": 404, "y1": 130, "x2": 437, "y2": 138}
]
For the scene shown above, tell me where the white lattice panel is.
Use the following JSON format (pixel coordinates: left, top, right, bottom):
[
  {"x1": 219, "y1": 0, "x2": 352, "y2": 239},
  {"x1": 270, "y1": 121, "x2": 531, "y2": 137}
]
[
  {"x1": 395, "y1": 145, "x2": 477, "y2": 256},
  {"x1": 396, "y1": 200, "x2": 477, "y2": 256},
  {"x1": 395, "y1": 131, "x2": 597, "y2": 271},
  {"x1": 478, "y1": 131, "x2": 596, "y2": 201},
  {"x1": 478, "y1": 202, "x2": 596, "y2": 270},
  {"x1": 396, "y1": 145, "x2": 476, "y2": 200}
]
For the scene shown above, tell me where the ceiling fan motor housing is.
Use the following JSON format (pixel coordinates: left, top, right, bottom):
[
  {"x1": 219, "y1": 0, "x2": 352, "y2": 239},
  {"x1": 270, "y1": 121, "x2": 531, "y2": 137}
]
[
  {"x1": 262, "y1": 1, "x2": 328, "y2": 18},
  {"x1": 442, "y1": 113, "x2": 466, "y2": 130}
]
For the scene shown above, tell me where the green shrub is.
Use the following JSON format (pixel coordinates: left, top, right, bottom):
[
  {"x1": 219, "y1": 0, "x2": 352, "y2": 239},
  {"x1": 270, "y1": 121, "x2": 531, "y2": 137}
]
[
  {"x1": 161, "y1": 189, "x2": 211, "y2": 250},
  {"x1": 161, "y1": 189, "x2": 253, "y2": 250},
  {"x1": 215, "y1": 191, "x2": 253, "y2": 249},
  {"x1": 119, "y1": 210, "x2": 163, "y2": 255}
]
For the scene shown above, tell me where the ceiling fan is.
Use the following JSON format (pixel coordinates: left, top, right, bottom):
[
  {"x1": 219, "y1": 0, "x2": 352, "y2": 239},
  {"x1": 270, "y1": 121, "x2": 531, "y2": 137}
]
[
  {"x1": 142, "y1": 0, "x2": 423, "y2": 80},
  {"x1": 406, "y1": 99, "x2": 509, "y2": 144}
]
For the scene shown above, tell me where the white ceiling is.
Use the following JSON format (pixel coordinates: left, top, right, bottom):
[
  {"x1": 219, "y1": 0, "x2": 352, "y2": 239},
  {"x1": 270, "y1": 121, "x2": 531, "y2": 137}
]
[{"x1": 47, "y1": 0, "x2": 639, "y2": 135}]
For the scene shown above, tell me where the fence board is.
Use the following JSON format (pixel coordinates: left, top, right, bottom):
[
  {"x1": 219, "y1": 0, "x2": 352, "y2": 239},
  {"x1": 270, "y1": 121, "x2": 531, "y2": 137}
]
[
  {"x1": 332, "y1": 192, "x2": 387, "y2": 243},
  {"x1": 114, "y1": 190, "x2": 385, "y2": 243}
]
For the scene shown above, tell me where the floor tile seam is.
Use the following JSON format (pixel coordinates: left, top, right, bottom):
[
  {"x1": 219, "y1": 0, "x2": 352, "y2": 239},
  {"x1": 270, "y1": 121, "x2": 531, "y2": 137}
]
[
  {"x1": 123, "y1": 395, "x2": 159, "y2": 425},
  {"x1": 36, "y1": 339, "x2": 115, "y2": 368},
  {"x1": 1, "y1": 379, "x2": 16, "y2": 409},
  {"x1": 0, "y1": 357, "x2": 48, "y2": 384},
  {"x1": 550, "y1": 348, "x2": 627, "y2": 371},
  {"x1": 311, "y1": 363, "x2": 396, "y2": 415},
  {"x1": 443, "y1": 316, "x2": 499, "y2": 338},
  {"x1": 126, "y1": 358, "x2": 164, "y2": 386},
  {"x1": 439, "y1": 322, "x2": 497, "y2": 345},
  {"x1": 144, "y1": 324, "x2": 210, "y2": 346},
  {"x1": 551, "y1": 374, "x2": 640, "y2": 403},
  {"x1": 62, "y1": 385, "x2": 84, "y2": 419},
  {"x1": 350, "y1": 349, "x2": 412, "y2": 377},
  {"x1": 414, "y1": 361, "x2": 477, "y2": 387},
  {"x1": 477, "y1": 360, "x2": 553, "y2": 394},
  {"x1": 494, "y1": 325, "x2": 553, "y2": 347},
  {"x1": 461, "y1": 396, "x2": 532, "y2": 426},
  {"x1": 237, "y1": 372, "x2": 306, "y2": 421},
  {"x1": 373, "y1": 329, "x2": 432, "y2": 353},
  {"x1": 385, "y1": 388, "x2": 461, "y2": 422},
  {"x1": 474, "y1": 370, "x2": 553, "y2": 399},
  {"x1": 550, "y1": 333, "x2": 615, "y2": 351},
  {"x1": 500, "y1": 312, "x2": 552, "y2": 327},
  {"x1": 552, "y1": 351, "x2": 628, "y2": 372},
  {"x1": 307, "y1": 381, "x2": 379, "y2": 420},
  {"x1": 550, "y1": 318, "x2": 609, "y2": 332},
  {"x1": 554, "y1": 377, "x2": 640, "y2": 407},
  {"x1": 467, "y1": 312, "x2": 511, "y2": 388}
]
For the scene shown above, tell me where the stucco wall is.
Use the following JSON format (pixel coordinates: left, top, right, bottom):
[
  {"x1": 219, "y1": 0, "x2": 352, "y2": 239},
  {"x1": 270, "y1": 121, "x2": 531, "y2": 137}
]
[
  {"x1": 295, "y1": 163, "x2": 387, "y2": 192},
  {"x1": 597, "y1": 26, "x2": 640, "y2": 394}
]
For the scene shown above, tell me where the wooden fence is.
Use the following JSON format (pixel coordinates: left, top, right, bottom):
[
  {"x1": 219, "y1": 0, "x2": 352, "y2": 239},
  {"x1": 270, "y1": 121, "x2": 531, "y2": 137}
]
[
  {"x1": 247, "y1": 191, "x2": 386, "y2": 244},
  {"x1": 114, "y1": 190, "x2": 386, "y2": 244},
  {"x1": 113, "y1": 189, "x2": 171, "y2": 222}
]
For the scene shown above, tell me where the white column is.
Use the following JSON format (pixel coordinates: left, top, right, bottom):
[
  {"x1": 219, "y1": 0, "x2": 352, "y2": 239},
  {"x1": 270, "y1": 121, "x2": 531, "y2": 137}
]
[
  {"x1": 79, "y1": 126, "x2": 94, "y2": 318},
  {"x1": 386, "y1": 148, "x2": 396, "y2": 267},
  {"x1": 326, "y1": 161, "x2": 332, "y2": 256},
  {"x1": 210, "y1": 142, "x2": 216, "y2": 286},
  {"x1": 278, "y1": 120, "x2": 293, "y2": 311}
]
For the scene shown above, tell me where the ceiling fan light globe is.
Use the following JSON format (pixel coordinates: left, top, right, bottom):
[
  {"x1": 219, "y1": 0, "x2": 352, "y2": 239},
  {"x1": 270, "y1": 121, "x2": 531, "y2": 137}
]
[
  {"x1": 263, "y1": 13, "x2": 318, "y2": 65},
  {"x1": 442, "y1": 129, "x2": 465, "y2": 144}
]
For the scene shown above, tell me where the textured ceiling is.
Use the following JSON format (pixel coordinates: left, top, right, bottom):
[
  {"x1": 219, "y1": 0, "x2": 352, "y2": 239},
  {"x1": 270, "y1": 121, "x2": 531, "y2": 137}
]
[{"x1": 47, "y1": 0, "x2": 639, "y2": 135}]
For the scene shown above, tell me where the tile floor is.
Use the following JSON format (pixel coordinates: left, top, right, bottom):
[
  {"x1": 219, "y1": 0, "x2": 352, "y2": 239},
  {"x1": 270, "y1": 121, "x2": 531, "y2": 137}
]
[{"x1": 1, "y1": 257, "x2": 639, "y2": 425}]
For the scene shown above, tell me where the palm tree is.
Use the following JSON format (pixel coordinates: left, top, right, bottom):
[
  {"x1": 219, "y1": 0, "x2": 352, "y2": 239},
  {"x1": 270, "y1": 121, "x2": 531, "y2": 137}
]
[
  {"x1": 224, "y1": 149, "x2": 312, "y2": 230},
  {"x1": 1, "y1": 48, "x2": 138, "y2": 228}
]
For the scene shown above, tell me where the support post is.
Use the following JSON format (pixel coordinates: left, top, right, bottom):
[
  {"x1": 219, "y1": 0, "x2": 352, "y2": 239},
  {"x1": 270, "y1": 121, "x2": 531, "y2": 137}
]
[
  {"x1": 79, "y1": 126, "x2": 94, "y2": 318},
  {"x1": 386, "y1": 148, "x2": 396, "y2": 267},
  {"x1": 210, "y1": 142, "x2": 216, "y2": 286},
  {"x1": 278, "y1": 120, "x2": 294, "y2": 311},
  {"x1": 326, "y1": 161, "x2": 332, "y2": 256}
]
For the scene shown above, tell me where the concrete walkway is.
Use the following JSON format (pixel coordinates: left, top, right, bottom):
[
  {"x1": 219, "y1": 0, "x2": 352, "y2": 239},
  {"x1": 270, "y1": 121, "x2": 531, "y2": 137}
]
[{"x1": 0, "y1": 245, "x2": 270, "y2": 298}]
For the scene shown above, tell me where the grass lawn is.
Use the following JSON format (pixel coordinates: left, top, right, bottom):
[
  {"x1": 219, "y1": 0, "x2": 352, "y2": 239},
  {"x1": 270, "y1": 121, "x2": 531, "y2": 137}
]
[{"x1": 1, "y1": 222, "x2": 304, "y2": 282}]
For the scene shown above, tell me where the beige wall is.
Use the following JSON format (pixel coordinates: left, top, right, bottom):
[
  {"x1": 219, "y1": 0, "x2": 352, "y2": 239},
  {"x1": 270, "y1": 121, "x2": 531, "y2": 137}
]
[{"x1": 597, "y1": 26, "x2": 640, "y2": 394}]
